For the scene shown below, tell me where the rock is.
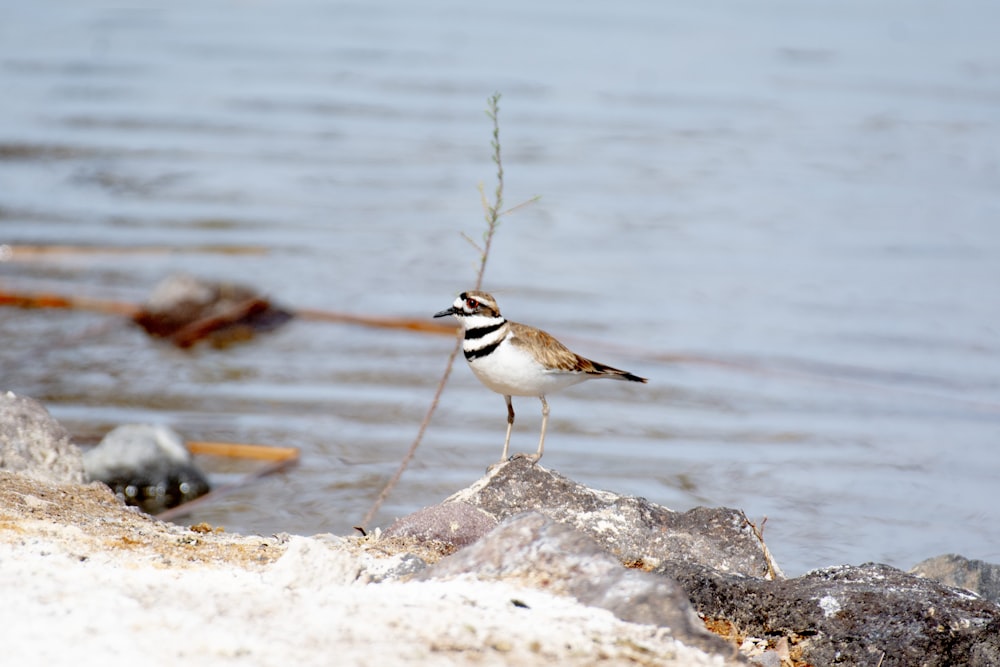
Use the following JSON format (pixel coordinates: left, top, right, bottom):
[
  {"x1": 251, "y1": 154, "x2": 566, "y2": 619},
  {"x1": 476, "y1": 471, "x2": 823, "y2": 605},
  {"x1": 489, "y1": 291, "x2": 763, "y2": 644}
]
[
  {"x1": 0, "y1": 471, "x2": 739, "y2": 667},
  {"x1": 911, "y1": 554, "x2": 1000, "y2": 605},
  {"x1": 132, "y1": 273, "x2": 293, "y2": 347},
  {"x1": 747, "y1": 648, "x2": 782, "y2": 667},
  {"x1": 83, "y1": 424, "x2": 211, "y2": 514},
  {"x1": 264, "y1": 536, "x2": 365, "y2": 589},
  {"x1": 657, "y1": 559, "x2": 1000, "y2": 667},
  {"x1": 388, "y1": 457, "x2": 777, "y2": 578},
  {"x1": 307, "y1": 533, "x2": 432, "y2": 582},
  {"x1": 363, "y1": 551, "x2": 428, "y2": 582},
  {"x1": 0, "y1": 391, "x2": 86, "y2": 484},
  {"x1": 384, "y1": 499, "x2": 497, "y2": 548},
  {"x1": 422, "y1": 511, "x2": 740, "y2": 662}
]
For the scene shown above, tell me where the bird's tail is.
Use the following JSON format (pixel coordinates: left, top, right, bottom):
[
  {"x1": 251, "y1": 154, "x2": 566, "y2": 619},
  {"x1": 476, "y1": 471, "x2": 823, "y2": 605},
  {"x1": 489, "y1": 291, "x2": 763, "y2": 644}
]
[{"x1": 590, "y1": 361, "x2": 648, "y2": 383}]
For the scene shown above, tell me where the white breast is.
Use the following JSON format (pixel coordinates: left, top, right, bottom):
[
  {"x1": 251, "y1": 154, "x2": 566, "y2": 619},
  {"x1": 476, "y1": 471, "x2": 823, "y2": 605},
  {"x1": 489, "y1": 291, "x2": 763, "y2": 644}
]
[{"x1": 467, "y1": 337, "x2": 589, "y2": 397}]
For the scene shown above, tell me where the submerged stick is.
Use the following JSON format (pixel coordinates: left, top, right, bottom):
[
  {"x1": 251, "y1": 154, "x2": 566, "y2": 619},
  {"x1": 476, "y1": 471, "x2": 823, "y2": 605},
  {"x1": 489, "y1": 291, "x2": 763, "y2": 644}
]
[
  {"x1": 0, "y1": 289, "x2": 140, "y2": 317},
  {"x1": 1, "y1": 244, "x2": 266, "y2": 259},
  {"x1": 0, "y1": 287, "x2": 456, "y2": 336},
  {"x1": 186, "y1": 441, "x2": 301, "y2": 461},
  {"x1": 297, "y1": 308, "x2": 454, "y2": 335}
]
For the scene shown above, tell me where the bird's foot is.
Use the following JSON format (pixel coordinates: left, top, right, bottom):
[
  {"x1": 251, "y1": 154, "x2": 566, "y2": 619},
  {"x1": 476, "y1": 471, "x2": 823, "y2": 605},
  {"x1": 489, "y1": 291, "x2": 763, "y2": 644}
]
[{"x1": 487, "y1": 453, "x2": 541, "y2": 472}]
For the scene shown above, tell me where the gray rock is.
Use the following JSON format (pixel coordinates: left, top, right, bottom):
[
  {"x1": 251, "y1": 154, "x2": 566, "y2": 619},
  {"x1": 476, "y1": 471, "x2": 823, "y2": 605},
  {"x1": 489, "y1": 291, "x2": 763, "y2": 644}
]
[
  {"x1": 657, "y1": 559, "x2": 1000, "y2": 667},
  {"x1": 747, "y1": 651, "x2": 781, "y2": 667},
  {"x1": 423, "y1": 511, "x2": 740, "y2": 661},
  {"x1": 84, "y1": 424, "x2": 210, "y2": 514},
  {"x1": 911, "y1": 554, "x2": 1000, "y2": 605},
  {"x1": 368, "y1": 552, "x2": 428, "y2": 582},
  {"x1": 384, "y1": 500, "x2": 497, "y2": 547},
  {"x1": 0, "y1": 391, "x2": 86, "y2": 484},
  {"x1": 422, "y1": 457, "x2": 776, "y2": 578}
]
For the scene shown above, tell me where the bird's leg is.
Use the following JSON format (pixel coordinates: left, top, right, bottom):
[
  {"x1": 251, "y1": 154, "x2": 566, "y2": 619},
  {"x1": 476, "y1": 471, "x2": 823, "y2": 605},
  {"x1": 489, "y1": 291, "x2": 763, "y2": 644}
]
[
  {"x1": 500, "y1": 395, "x2": 514, "y2": 461},
  {"x1": 528, "y1": 395, "x2": 549, "y2": 463}
]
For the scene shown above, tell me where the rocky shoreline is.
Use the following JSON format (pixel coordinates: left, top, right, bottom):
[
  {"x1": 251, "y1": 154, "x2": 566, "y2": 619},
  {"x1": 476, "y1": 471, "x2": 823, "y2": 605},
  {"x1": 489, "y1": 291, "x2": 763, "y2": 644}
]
[{"x1": 2, "y1": 391, "x2": 999, "y2": 666}]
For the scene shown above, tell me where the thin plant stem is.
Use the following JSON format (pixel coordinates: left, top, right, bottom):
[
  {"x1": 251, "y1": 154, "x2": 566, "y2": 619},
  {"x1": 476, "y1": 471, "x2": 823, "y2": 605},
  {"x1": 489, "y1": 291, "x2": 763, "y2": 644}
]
[
  {"x1": 360, "y1": 93, "x2": 520, "y2": 530},
  {"x1": 476, "y1": 92, "x2": 504, "y2": 289}
]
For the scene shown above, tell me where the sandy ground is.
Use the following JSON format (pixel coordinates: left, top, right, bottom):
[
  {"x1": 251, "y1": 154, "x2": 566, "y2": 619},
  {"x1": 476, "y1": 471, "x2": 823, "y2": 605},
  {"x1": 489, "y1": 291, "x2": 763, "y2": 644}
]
[{"x1": 0, "y1": 472, "x2": 732, "y2": 666}]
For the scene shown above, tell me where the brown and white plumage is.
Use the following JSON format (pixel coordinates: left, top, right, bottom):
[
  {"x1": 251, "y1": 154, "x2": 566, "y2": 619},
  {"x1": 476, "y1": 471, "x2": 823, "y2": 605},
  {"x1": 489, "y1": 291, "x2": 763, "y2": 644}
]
[
  {"x1": 434, "y1": 290, "x2": 647, "y2": 462},
  {"x1": 508, "y1": 321, "x2": 646, "y2": 380}
]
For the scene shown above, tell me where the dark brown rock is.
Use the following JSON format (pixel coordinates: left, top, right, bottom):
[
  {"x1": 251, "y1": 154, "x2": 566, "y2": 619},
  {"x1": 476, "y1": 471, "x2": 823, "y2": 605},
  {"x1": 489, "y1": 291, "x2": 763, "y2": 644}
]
[
  {"x1": 132, "y1": 273, "x2": 292, "y2": 347},
  {"x1": 658, "y1": 559, "x2": 1000, "y2": 667}
]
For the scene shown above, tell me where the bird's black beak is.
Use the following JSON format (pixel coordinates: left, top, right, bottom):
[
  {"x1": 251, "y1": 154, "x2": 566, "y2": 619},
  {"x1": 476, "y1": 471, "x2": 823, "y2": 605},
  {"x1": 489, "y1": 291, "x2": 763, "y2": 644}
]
[{"x1": 434, "y1": 306, "x2": 458, "y2": 318}]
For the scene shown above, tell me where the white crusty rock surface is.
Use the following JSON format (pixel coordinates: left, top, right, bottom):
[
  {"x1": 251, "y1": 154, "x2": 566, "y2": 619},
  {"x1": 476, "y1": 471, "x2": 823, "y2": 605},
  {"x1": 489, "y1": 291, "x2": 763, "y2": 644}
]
[{"x1": 0, "y1": 471, "x2": 734, "y2": 667}]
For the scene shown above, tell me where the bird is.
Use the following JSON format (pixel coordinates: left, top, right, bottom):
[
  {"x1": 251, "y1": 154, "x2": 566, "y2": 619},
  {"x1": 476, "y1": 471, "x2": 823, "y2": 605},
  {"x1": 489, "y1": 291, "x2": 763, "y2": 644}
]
[{"x1": 434, "y1": 290, "x2": 647, "y2": 462}]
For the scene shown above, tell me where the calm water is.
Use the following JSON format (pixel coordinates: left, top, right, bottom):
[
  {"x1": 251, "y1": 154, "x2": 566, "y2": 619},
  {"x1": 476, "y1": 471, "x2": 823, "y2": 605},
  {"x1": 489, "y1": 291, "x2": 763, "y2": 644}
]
[{"x1": 1, "y1": 1, "x2": 998, "y2": 576}]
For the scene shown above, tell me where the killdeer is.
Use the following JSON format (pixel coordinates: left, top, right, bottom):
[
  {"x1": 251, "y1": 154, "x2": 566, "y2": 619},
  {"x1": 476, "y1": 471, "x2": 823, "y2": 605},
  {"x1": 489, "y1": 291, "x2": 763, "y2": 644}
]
[{"x1": 434, "y1": 290, "x2": 647, "y2": 462}]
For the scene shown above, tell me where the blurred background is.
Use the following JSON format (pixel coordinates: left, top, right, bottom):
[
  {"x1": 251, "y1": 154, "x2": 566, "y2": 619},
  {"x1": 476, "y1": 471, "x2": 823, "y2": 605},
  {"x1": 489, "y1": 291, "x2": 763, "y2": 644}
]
[{"x1": 1, "y1": 0, "x2": 998, "y2": 576}]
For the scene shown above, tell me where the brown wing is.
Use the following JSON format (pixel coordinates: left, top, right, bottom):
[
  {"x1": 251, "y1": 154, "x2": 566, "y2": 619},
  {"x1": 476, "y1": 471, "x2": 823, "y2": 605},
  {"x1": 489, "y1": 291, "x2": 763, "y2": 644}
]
[{"x1": 508, "y1": 322, "x2": 648, "y2": 382}]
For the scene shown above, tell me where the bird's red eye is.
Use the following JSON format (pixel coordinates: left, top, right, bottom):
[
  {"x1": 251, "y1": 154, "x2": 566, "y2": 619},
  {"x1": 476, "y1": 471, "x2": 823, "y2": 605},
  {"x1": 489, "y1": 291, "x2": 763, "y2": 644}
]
[{"x1": 466, "y1": 298, "x2": 479, "y2": 310}]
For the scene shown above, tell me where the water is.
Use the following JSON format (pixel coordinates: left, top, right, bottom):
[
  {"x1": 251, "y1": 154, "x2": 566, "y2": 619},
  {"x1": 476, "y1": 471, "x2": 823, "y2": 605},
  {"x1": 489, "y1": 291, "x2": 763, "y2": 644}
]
[{"x1": 1, "y1": 0, "x2": 998, "y2": 576}]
